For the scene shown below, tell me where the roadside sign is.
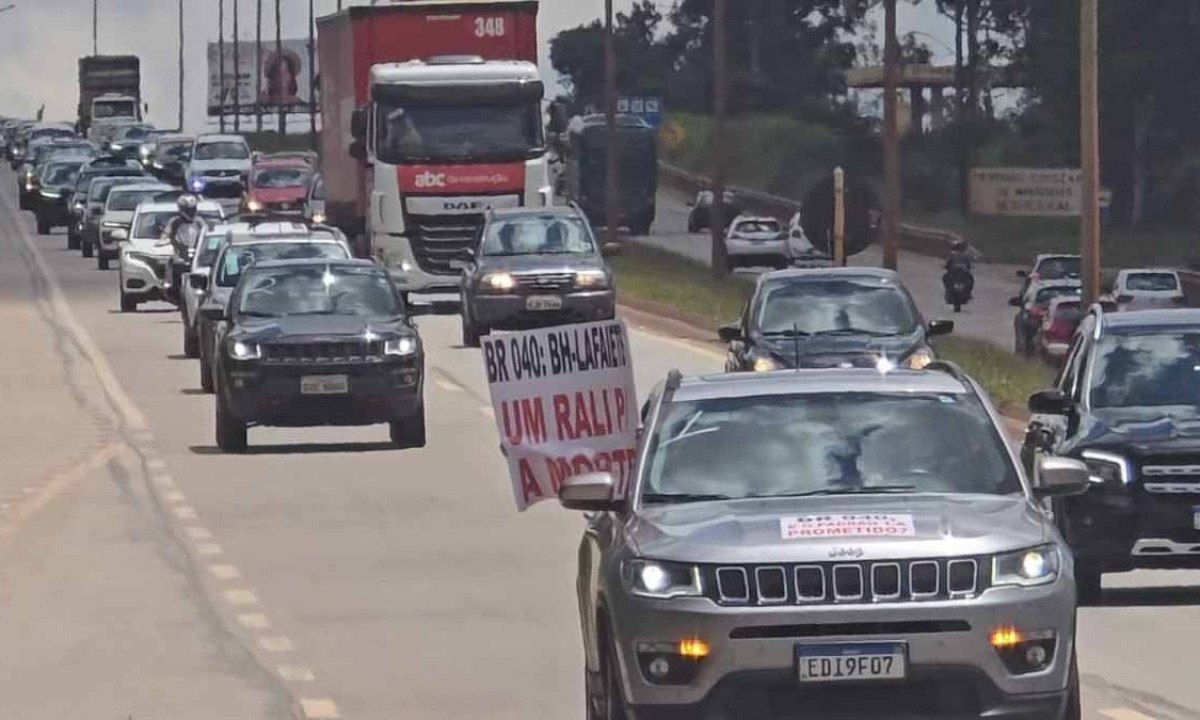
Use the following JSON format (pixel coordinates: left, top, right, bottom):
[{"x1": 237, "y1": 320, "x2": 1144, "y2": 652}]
[
  {"x1": 482, "y1": 320, "x2": 639, "y2": 511},
  {"x1": 970, "y1": 167, "x2": 1113, "y2": 217},
  {"x1": 618, "y1": 95, "x2": 664, "y2": 129}
]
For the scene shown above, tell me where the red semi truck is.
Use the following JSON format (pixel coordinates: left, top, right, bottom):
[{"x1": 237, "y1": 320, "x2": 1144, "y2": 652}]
[{"x1": 316, "y1": 1, "x2": 546, "y2": 294}]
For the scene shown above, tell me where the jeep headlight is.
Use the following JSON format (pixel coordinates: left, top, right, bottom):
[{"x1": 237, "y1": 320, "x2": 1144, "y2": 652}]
[
  {"x1": 1081, "y1": 450, "x2": 1130, "y2": 485},
  {"x1": 481, "y1": 272, "x2": 517, "y2": 292},
  {"x1": 904, "y1": 348, "x2": 936, "y2": 370},
  {"x1": 992, "y1": 544, "x2": 1060, "y2": 588},
  {"x1": 228, "y1": 340, "x2": 261, "y2": 361},
  {"x1": 751, "y1": 353, "x2": 780, "y2": 373},
  {"x1": 575, "y1": 269, "x2": 608, "y2": 289},
  {"x1": 623, "y1": 559, "x2": 702, "y2": 599},
  {"x1": 385, "y1": 336, "x2": 419, "y2": 357}
]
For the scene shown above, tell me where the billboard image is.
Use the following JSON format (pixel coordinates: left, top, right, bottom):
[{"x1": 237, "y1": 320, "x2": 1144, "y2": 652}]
[{"x1": 207, "y1": 40, "x2": 318, "y2": 116}]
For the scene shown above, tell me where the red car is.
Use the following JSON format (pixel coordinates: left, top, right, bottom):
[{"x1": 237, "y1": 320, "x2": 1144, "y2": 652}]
[
  {"x1": 1035, "y1": 297, "x2": 1118, "y2": 365},
  {"x1": 242, "y1": 159, "x2": 313, "y2": 215}
]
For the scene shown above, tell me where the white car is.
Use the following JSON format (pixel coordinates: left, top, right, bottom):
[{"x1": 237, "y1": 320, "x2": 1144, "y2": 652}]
[
  {"x1": 724, "y1": 215, "x2": 790, "y2": 270},
  {"x1": 180, "y1": 220, "x2": 242, "y2": 357},
  {"x1": 118, "y1": 199, "x2": 224, "y2": 312},
  {"x1": 95, "y1": 182, "x2": 175, "y2": 270},
  {"x1": 1111, "y1": 268, "x2": 1186, "y2": 311},
  {"x1": 786, "y1": 210, "x2": 831, "y2": 266},
  {"x1": 185, "y1": 134, "x2": 253, "y2": 213}
]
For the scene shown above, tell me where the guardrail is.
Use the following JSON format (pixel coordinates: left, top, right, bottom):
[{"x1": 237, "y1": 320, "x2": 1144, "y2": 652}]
[{"x1": 659, "y1": 162, "x2": 966, "y2": 258}]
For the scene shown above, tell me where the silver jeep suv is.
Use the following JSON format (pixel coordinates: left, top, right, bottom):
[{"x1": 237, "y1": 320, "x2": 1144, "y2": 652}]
[{"x1": 559, "y1": 365, "x2": 1090, "y2": 720}]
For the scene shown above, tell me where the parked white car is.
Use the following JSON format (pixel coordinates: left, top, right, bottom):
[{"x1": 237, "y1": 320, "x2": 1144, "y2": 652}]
[
  {"x1": 724, "y1": 215, "x2": 790, "y2": 270},
  {"x1": 95, "y1": 182, "x2": 175, "y2": 270},
  {"x1": 118, "y1": 199, "x2": 224, "y2": 312},
  {"x1": 1111, "y1": 268, "x2": 1186, "y2": 310},
  {"x1": 786, "y1": 210, "x2": 831, "y2": 266}
]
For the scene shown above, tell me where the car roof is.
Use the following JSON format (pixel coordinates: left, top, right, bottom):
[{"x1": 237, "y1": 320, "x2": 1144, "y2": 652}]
[
  {"x1": 252, "y1": 158, "x2": 313, "y2": 169},
  {"x1": 671, "y1": 368, "x2": 969, "y2": 403},
  {"x1": 195, "y1": 134, "x2": 247, "y2": 144},
  {"x1": 155, "y1": 135, "x2": 194, "y2": 143},
  {"x1": 136, "y1": 201, "x2": 223, "y2": 214},
  {"x1": 108, "y1": 183, "x2": 174, "y2": 194},
  {"x1": 247, "y1": 258, "x2": 379, "y2": 271},
  {"x1": 489, "y1": 205, "x2": 583, "y2": 220},
  {"x1": 225, "y1": 231, "x2": 344, "y2": 245},
  {"x1": 1030, "y1": 279, "x2": 1081, "y2": 292},
  {"x1": 757, "y1": 266, "x2": 901, "y2": 284},
  {"x1": 1117, "y1": 267, "x2": 1179, "y2": 276},
  {"x1": 1100, "y1": 308, "x2": 1200, "y2": 333},
  {"x1": 1034, "y1": 253, "x2": 1080, "y2": 264}
]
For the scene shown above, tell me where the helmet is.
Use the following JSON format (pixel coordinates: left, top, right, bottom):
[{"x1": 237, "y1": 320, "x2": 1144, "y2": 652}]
[{"x1": 177, "y1": 194, "x2": 198, "y2": 219}]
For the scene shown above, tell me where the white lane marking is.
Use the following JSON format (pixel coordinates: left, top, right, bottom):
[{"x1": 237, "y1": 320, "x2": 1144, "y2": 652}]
[
  {"x1": 151, "y1": 473, "x2": 175, "y2": 488},
  {"x1": 1101, "y1": 710, "x2": 1157, "y2": 720},
  {"x1": 237, "y1": 613, "x2": 272, "y2": 629},
  {"x1": 146, "y1": 458, "x2": 168, "y2": 471},
  {"x1": 259, "y1": 636, "x2": 295, "y2": 653},
  {"x1": 223, "y1": 589, "x2": 259, "y2": 606},
  {"x1": 208, "y1": 564, "x2": 242, "y2": 580},
  {"x1": 164, "y1": 491, "x2": 187, "y2": 504},
  {"x1": 173, "y1": 506, "x2": 198, "y2": 520},
  {"x1": 299, "y1": 699, "x2": 341, "y2": 719},
  {"x1": 196, "y1": 543, "x2": 223, "y2": 556},
  {"x1": 434, "y1": 378, "x2": 462, "y2": 392},
  {"x1": 184, "y1": 526, "x2": 213, "y2": 541},
  {"x1": 277, "y1": 665, "x2": 316, "y2": 682}
]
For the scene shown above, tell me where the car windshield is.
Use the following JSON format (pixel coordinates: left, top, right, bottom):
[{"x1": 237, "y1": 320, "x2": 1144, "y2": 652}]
[
  {"x1": 196, "y1": 231, "x2": 230, "y2": 267},
  {"x1": 1126, "y1": 273, "x2": 1179, "y2": 292},
  {"x1": 194, "y1": 142, "x2": 249, "y2": 161},
  {"x1": 216, "y1": 242, "x2": 350, "y2": 288},
  {"x1": 44, "y1": 162, "x2": 82, "y2": 185},
  {"x1": 642, "y1": 392, "x2": 1020, "y2": 502},
  {"x1": 252, "y1": 167, "x2": 311, "y2": 188},
  {"x1": 757, "y1": 278, "x2": 919, "y2": 336},
  {"x1": 239, "y1": 266, "x2": 401, "y2": 318},
  {"x1": 480, "y1": 216, "x2": 595, "y2": 257},
  {"x1": 376, "y1": 102, "x2": 544, "y2": 164},
  {"x1": 108, "y1": 189, "x2": 166, "y2": 211},
  {"x1": 1091, "y1": 333, "x2": 1200, "y2": 408},
  {"x1": 133, "y1": 210, "x2": 177, "y2": 240},
  {"x1": 1035, "y1": 257, "x2": 1081, "y2": 280},
  {"x1": 160, "y1": 142, "x2": 192, "y2": 160},
  {"x1": 93, "y1": 101, "x2": 136, "y2": 119},
  {"x1": 1050, "y1": 301, "x2": 1082, "y2": 322},
  {"x1": 1034, "y1": 286, "x2": 1080, "y2": 307},
  {"x1": 120, "y1": 127, "x2": 151, "y2": 140},
  {"x1": 734, "y1": 220, "x2": 780, "y2": 234}
]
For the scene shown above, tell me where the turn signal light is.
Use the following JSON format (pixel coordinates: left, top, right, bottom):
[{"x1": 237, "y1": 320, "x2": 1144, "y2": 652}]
[
  {"x1": 677, "y1": 638, "x2": 710, "y2": 659},
  {"x1": 990, "y1": 627, "x2": 1023, "y2": 648}
]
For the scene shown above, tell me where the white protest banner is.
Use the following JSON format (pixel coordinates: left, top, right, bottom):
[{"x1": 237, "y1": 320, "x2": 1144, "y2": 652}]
[
  {"x1": 482, "y1": 320, "x2": 639, "y2": 511},
  {"x1": 781, "y1": 513, "x2": 916, "y2": 540}
]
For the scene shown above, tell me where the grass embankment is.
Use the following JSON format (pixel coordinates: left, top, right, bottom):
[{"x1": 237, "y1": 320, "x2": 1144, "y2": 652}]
[{"x1": 612, "y1": 242, "x2": 1052, "y2": 408}]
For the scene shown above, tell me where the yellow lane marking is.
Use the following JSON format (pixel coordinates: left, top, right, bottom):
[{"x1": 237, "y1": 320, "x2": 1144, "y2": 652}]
[
  {"x1": 223, "y1": 589, "x2": 259, "y2": 606},
  {"x1": 259, "y1": 636, "x2": 295, "y2": 653},
  {"x1": 278, "y1": 665, "x2": 316, "y2": 682},
  {"x1": 146, "y1": 458, "x2": 168, "y2": 471},
  {"x1": 1101, "y1": 710, "x2": 1157, "y2": 720},
  {"x1": 151, "y1": 473, "x2": 175, "y2": 488},
  {"x1": 299, "y1": 699, "x2": 341, "y2": 719},
  {"x1": 196, "y1": 543, "x2": 223, "y2": 556},
  {"x1": 184, "y1": 526, "x2": 213, "y2": 541},
  {"x1": 208, "y1": 564, "x2": 242, "y2": 581},
  {"x1": 164, "y1": 491, "x2": 187, "y2": 504},
  {"x1": 237, "y1": 613, "x2": 272, "y2": 629},
  {"x1": 434, "y1": 378, "x2": 462, "y2": 392},
  {"x1": 173, "y1": 506, "x2": 198, "y2": 520}
]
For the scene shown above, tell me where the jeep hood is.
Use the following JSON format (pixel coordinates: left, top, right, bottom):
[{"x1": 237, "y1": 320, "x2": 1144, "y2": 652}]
[{"x1": 629, "y1": 494, "x2": 1047, "y2": 564}]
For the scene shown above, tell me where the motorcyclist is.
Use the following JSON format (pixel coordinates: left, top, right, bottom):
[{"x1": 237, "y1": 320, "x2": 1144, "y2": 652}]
[
  {"x1": 943, "y1": 239, "x2": 975, "y2": 298},
  {"x1": 163, "y1": 194, "x2": 203, "y2": 305}
]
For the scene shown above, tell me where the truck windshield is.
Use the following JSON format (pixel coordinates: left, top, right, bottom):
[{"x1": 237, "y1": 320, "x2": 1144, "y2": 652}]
[
  {"x1": 94, "y1": 101, "x2": 137, "y2": 119},
  {"x1": 375, "y1": 102, "x2": 543, "y2": 164}
]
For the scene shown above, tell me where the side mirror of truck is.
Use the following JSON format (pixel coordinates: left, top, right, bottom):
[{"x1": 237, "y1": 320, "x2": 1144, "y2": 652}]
[
  {"x1": 350, "y1": 107, "x2": 367, "y2": 141},
  {"x1": 349, "y1": 140, "x2": 368, "y2": 164}
]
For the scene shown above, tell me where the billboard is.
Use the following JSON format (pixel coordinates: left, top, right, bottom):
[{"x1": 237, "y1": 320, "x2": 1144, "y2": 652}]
[{"x1": 207, "y1": 40, "x2": 318, "y2": 116}]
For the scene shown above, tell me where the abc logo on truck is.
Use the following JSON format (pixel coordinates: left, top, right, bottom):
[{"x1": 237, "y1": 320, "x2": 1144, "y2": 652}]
[{"x1": 414, "y1": 171, "x2": 448, "y2": 189}]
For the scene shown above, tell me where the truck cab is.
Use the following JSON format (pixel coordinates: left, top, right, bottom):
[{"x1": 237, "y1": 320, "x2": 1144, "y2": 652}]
[
  {"x1": 355, "y1": 57, "x2": 549, "y2": 294},
  {"x1": 88, "y1": 94, "x2": 142, "y2": 145}
]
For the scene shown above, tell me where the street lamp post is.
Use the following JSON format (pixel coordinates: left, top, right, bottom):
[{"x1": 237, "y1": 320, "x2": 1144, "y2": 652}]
[
  {"x1": 178, "y1": 0, "x2": 184, "y2": 132},
  {"x1": 233, "y1": 0, "x2": 241, "y2": 132},
  {"x1": 603, "y1": 0, "x2": 619, "y2": 250},
  {"x1": 1080, "y1": 0, "x2": 1101, "y2": 304}
]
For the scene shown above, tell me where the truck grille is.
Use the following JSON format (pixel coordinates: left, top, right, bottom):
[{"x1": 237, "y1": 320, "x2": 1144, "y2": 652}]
[
  {"x1": 706, "y1": 558, "x2": 984, "y2": 606},
  {"x1": 407, "y1": 213, "x2": 484, "y2": 275},
  {"x1": 516, "y1": 272, "x2": 575, "y2": 292},
  {"x1": 261, "y1": 340, "x2": 384, "y2": 365},
  {"x1": 1141, "y1": 464, "x2": 1200, "y2": 494}
]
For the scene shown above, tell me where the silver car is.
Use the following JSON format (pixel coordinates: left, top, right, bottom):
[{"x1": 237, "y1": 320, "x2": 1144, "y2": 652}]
[
  {"x1": 724, "y1": 214, "x2": 791, "y2": 270},
  {"x1": 559, "y1": 366, "x2": 1089, "y2": 720}
]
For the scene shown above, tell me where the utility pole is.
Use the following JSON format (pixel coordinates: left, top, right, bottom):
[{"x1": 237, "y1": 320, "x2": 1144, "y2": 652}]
[
  {"x1": 309, "y1": 0, "x2": 317, "y2": 142},
  {"x1": 256, "y1": 0, "x2": 263, "y2": 132},
  {"x1": 1080, "y1": 0, "x2": 1101, "y2": 304},
  {"x1": 834, "y1": 167, "x2": 846, "y2": 266},
  {"x1": 177, "y1": 0, "x2": 184, "y2": 132},
  {"x1": 233, "y1": 0, "x2": 241, "y2": 132},
  {"x1": 881, "y1": 0, "x2": 900, "y2": 270},
  {"x1": 275, "y1": 0, "x2": 286, "y2": 135},
  {"x1": 603, "y1": 0, "x2": 620, "y2": 248},
  {"x1": 92, "y1": 0, "x2": 97, "y2": 55},
  {"x1": 219, "y1": 0, "x2": 226, "y2": 133},
  {"x1": 709, "y1": 0, "x2": 730, "y2": 277}
]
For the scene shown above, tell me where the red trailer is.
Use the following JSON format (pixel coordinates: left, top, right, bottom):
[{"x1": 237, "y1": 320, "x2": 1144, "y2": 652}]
[{"x1": 316, "y1": 0, "x2": 540, "y2": 273}]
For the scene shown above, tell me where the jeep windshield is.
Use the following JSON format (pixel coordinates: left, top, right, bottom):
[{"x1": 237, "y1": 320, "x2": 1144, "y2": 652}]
[
  {"x1": 238, "y1": 266, "x2": 401, "y2": 318},
  {"x1": 480, "y1": 216, "x2": 595, "y2": 257},
  {"x1": 642, "y1": 392, "x2": 1020, "y2": 503},
  {"x1": 215, "y1": 242, "x2": 350, "y2": 288},
  {"x1": 375, "y1": 101, "x2": 544, "y2": 164},
  {"x1": 1091, "y1": 332, "x2": 1200, "y2": 408}
]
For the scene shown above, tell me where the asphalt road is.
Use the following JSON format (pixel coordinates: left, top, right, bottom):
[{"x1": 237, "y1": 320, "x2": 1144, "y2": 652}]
[
  {"x1": 0, "y1": 173, "x2": 1198, "y2": 720},
  {"x1": 634, "y1": 186, "x2": 1024, "y2": 349}
]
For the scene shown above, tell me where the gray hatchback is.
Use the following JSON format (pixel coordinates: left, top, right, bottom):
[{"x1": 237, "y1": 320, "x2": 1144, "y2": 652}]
[{"x1": 559, "y1": 365, "x2": 1090, "y2": 720}]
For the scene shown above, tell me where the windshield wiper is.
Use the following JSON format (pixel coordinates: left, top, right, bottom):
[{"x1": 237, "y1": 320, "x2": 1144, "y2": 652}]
[
  {"x1": 761, "y1": 328, "x2": 812, "y2": 338},
  {"x1": 642, "y1": 492, "x2": 734, "y2": 505},
  {"x1": 766, "y1": 485, "x2": 918, "y2": 498}
]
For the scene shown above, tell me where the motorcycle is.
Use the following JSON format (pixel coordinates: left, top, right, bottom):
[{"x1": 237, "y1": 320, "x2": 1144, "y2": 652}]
[{"x1": 944, "y1": 266, "x2": 974, "y2": 313}]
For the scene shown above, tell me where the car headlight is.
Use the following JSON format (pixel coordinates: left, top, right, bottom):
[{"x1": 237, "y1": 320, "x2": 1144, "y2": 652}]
[
  {"x1": 189, "y1": 177, "x2": 206, "y2": 194},
  {"x1": 751, "y1": 354, "x2": 780, "y2": 373},
  {"x1": 1080, "y1": 450, "x2": 1130, "y2": 485},
  {"x1": 575, "y1": 269, "x2": 608, "y2": 289},
  {"x1": 110, "y1": 143, "x2": 124, "y2": 152},
  {"x1": 384, "y1": 336, "x2": 419, "y2": 357},
  {"x1": 992, "y1": 544, "x2": 1060, "y2": 588},
  {"x1": 311, "y1": 211, "x2": 326, "y2": 224},
  {"x1": 623, "y1": 559, "x2": 703, "y2": 599},
  {"x1": 481, "y1": 272, "x2": 517, "y2": 292},
  {"x1": 246, "y1": 198, "x2": 263, "y2": 212},
  {"x1": 904, "y1": 348, "x2": 936, "y2": 370},
  {"x1": 228, "y1": 340, "x2": 261, "y2": 361}
]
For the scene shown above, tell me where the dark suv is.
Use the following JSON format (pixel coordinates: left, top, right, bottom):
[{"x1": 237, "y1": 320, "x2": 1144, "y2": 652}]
[
  {"x1": 1022, "y1": 306, "x2": 1200, "y2": 602},
  {"x1": 205, "y1": 258, "x2": 425, "y2": 453}
]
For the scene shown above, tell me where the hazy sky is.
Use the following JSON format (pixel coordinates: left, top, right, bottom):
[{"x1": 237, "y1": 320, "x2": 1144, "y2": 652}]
[{"x1": 0, "y1": 0, "x2": 949, "y2": 131}]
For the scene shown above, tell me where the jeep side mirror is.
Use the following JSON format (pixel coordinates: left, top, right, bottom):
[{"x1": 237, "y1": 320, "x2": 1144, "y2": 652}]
[
  {"x1": 927, "y1": 319, "x2": 954, "y2": 337},
  {"x1": 558, "y1": 471, "x2": 621, "y2": 512},
  {"x1": 1029, "y1": 388, "x2": 1071, "y2": 415},
  {"x1": 1034, "y1": 457, "x2": 1090, "y2": 499},
  {"x1": 189, "y1": 273, "x2": 209, "y2": 291},
  {"x1": 348, "y1": 140, "x2": 367, "y2": 164},
  {"x1": 718, "y1": 323, "x2": 742, "y2": 343}
]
